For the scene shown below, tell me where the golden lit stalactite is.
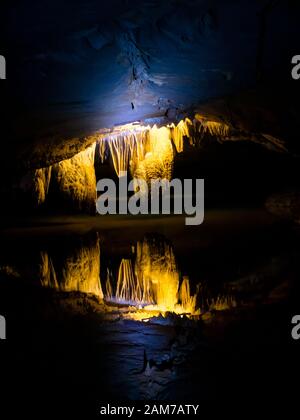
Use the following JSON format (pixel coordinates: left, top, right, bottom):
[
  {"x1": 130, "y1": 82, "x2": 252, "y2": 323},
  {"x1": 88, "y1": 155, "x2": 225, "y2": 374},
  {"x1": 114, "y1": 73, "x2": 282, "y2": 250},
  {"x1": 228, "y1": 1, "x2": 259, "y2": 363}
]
[
  {"x1": 21, "y1": 116, "x2": 287, "y2": 212},
  {"x1": 33, "y1": 166, "x2": 52, "y2": 205},
  {"x1": 102, "y1": 128, "x2": 149, "y2": 177},
  {"x1": 52, "y1": 143, "x2": 97, "y2": 212},
  {"x1": 26, "y1": 117, "x2": 232, "y2": 211},
  {"x1": 169, "y1": 118, "x2": 193, "y2": 152},
  {"x1": 99, "y1": 138, "x2": 107, "y2": 164},
  {"x1": 133, "y1": 125, "x2": 174, "y2": 190},
  {"x1": 99, "y1": 124, "x2": 176, "y2": 191},
  {"x1": 204, "y1": 121, "x2": 230, "y2": 138},
  {"x1": 195, "y1": 114, "x2": 231, "y2": 140},
  {"x1": 194, "y1": 114, "x2": 287, "y2": 151}
]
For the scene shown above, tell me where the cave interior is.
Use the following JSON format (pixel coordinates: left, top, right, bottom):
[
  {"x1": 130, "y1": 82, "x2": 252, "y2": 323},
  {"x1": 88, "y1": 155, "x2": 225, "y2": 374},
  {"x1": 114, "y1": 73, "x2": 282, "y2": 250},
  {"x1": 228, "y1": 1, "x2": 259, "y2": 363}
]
[{"x1": 1, "y1": 0, "x2": 300, "y2": 414}]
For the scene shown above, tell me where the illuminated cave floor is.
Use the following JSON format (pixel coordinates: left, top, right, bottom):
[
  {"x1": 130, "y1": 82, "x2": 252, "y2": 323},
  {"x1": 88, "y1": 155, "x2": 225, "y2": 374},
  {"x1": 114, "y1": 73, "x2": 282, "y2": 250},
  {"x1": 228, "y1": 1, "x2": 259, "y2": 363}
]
[{"x1": 0, "y1": 209, "x2": 300, "y2": 413}]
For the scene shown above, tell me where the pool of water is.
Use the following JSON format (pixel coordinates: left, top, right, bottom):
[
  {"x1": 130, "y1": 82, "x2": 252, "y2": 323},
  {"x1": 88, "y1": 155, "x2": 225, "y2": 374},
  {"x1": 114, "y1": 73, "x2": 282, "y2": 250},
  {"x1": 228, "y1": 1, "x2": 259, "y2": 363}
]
[{"x1": 0, "y1": 209, "x2": 299, "y2": 413}]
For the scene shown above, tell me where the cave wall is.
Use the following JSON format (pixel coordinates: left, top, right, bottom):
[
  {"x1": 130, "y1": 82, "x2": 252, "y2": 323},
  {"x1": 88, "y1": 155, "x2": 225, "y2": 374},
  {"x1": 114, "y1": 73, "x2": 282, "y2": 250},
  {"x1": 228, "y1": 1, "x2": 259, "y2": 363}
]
[
  {"x1": 2, "y1": 0, "x2": 300, "y2": 173},
  {"x1": 13, "y1": 116, "x2": 290, "y2": 215}
]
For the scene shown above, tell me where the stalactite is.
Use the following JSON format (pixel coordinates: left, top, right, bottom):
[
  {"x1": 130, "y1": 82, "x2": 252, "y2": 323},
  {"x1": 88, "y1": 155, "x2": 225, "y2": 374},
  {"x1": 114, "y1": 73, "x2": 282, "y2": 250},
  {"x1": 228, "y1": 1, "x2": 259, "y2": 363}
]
[
  {"x1": 133, "y1": 126, "x2": 174, "y2": 187},
  {"x1": 21, "y1": 114, "x2": 287, "y2": 214},
  {"x1": 194, "y1": 114, "x2": 287, "y2": 152},
  {"x1": 170, "y1": 118, "x2": 193, "y2": 153},
  {"x1": 101, "y1": 128, "x2": 149, "y2": 177},
  {"x1": 33, "y1": 166, "x2": 52, "y2": 205},
  {"x1": 99, "y1": 125, "x2": 175, "y2": 189},
  {"x1": 99, "y1": 138, "x2": 108, "y2": 163},
  {"x1": 195, "y1": 115, "x2": 231, "y2": 140},
  {"x1": 52, "y1": 143, "x2": 96, "y2": 212}
]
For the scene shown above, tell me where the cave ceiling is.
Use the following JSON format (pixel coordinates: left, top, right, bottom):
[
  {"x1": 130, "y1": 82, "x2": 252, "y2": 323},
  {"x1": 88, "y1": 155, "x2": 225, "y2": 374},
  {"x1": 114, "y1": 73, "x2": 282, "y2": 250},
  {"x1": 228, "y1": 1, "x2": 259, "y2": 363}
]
[{"x1": 2, "y1": 0, "x2": 300, "y2": 168}]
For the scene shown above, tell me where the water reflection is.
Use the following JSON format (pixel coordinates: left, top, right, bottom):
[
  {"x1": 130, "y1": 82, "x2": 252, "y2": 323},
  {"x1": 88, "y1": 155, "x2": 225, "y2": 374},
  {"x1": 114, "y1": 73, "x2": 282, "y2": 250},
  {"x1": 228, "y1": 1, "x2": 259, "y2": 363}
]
[
  {"x1": 0, "y1": 231, "x2": 240, "y2": 317},
  {"x1": 39, "y1": 235, "x2": 103, "y2": 297},
  {"x1": 110, "y1": 234, "x2": 200, "y2": 315}
]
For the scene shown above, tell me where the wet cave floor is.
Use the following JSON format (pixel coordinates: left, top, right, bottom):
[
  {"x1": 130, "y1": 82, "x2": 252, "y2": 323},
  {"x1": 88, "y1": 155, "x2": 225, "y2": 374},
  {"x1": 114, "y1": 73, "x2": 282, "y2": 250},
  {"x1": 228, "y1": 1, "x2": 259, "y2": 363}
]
[{"x1": 0, "y1": 209, "x2": 300, "y2": 414}]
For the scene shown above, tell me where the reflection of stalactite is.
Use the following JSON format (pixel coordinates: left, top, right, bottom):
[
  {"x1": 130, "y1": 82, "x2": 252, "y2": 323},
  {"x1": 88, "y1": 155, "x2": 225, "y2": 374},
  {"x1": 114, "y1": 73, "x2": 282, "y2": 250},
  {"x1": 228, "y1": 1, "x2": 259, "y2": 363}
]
[
  {"x1": 105, "y1": 269, "x2": 113, "y2": 300},
  {"x1": 39, "y1": 251, "x2": 58, "y2": 289},
  {"x1": 33, "y1": 166, "x2": 52, "y2": 205},
  {"x1": 60, "y1": 239, "x2": 102, "y2": 297},
  {"x1": 176, "y1": 276, "x2": 198, "y2": 314},
  {"x1": 116, "y1": 259, "x2": 143, "y2": 303},
  {"x1": 208, "y1": 294, "x2": 236, "y2": 311},
  {"x1": 39, "y1": 236, "x2": 103, "y2": 298},
  {"x1": 52, "y1": 143, "x2": 96, "y2": 212},
  {"x1": 135, "y1": 235, "x2": 179, "y2": 311},
  {"x1": 110, "y1": 235, "x2": 200, "y2": 314}
]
